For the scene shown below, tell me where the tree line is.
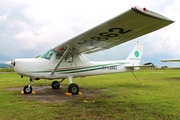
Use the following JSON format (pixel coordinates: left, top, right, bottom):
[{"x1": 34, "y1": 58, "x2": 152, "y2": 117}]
[{"x1": 0, "y1": 68, "x2": 14, "y2": 72}]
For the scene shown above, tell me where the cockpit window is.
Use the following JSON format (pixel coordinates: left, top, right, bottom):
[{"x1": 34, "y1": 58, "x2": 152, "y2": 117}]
[
  {"x1": 56, "y1": 53, "x2": 72, "y2": 62},
  {"x1": 40, "y1": 50, "x2": 53, "y2": 60}
]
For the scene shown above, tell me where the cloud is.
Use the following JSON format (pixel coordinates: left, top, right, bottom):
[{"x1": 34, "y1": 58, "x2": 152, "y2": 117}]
[
  {"x1": 0, "y1": 0, "x2": 179, "y2": 67},
  {"x1": 144, "y1": 0, "x2": 180, "y2": 58}
]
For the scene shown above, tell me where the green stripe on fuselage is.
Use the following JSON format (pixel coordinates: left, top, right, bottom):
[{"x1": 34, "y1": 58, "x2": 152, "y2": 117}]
[{"x1": 34, "y1": 62, "x2": 129, "y2": 74}]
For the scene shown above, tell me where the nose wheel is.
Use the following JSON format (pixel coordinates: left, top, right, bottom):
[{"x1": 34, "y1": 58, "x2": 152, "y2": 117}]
[
  {"x1": 23, "y1": 78, "x2": 33, "y2": 94},
  {"x1": 23, "y1": 85, "x2": 32, "y2": 94}
]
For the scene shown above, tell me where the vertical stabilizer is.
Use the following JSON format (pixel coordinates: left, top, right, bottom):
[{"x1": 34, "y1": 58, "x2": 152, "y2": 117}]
[{"x1": 126, "y1": 41, "x2": 144, "y2": 66}]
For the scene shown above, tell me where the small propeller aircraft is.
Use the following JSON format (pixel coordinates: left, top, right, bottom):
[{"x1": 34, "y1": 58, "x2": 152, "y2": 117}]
[{"x1": 6, "y1": 6, "x2": 173, "y2": 95}]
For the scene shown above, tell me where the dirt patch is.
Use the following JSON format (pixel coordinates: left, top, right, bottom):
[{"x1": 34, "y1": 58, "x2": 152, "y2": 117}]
[{"x1": 6, "y1": 85, "x2": 108, "y2": 103}]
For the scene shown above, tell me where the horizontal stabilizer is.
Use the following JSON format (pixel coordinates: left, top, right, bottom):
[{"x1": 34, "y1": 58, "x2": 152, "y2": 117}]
[{"x1": 125, "y1": 65, "x2": 153, "y2": 69}]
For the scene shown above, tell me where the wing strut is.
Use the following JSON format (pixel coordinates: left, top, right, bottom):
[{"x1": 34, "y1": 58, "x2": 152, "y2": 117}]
[{"x1": 50, "y1": 45, "x2": 70, "y2": 75}]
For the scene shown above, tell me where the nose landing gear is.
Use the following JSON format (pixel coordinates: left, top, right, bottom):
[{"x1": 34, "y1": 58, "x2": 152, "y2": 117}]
[
  {"x1": 23, "y1": 85, "x2": 32, "y2": 94},
  {"x1": 23, "y1": 78, "x2": 33, "y2": 94}
]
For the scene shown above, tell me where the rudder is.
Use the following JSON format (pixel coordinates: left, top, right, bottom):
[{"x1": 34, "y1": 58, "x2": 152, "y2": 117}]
[{"x1": 126, "y1": 41, "x2": 144, "y2": 66}]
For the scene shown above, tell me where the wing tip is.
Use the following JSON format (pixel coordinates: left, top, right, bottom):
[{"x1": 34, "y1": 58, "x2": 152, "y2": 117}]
[{"x1": 132, "y1": 6, "x2": 174, "y2": 22}]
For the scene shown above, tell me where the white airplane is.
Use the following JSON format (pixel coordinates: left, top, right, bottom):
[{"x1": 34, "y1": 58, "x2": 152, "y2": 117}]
[{"x1": 6, "y1": 6, "x2": 173, "y2": 95}]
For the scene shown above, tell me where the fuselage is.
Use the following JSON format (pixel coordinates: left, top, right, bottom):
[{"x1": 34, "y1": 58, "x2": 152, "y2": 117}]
[{"x1": 9, "y1": 54, "x2": 134, "y2": 80}]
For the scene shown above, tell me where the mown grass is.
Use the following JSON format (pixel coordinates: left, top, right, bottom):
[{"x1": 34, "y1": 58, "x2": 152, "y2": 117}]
[{"x1": 0, "y1": 70, "x2": 180, "y2": 119}]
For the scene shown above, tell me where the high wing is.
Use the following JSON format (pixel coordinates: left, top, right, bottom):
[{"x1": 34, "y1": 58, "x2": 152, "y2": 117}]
[
  {"x1": 52, "y1": 6, "x2": 174, "y2": 54},
  {"x1": 161, "y1": 59, "x2": 180, "y2": 62}
]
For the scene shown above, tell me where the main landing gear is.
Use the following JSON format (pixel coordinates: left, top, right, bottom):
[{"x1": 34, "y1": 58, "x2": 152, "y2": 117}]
[
  {"x1": 51, "y1": 81, "x2": 60, "y2": 89},
  {"x1": 68, "y1": 83, "x2": 79, "y2": 95},
  {"x1": 51, "y1": 77, "x2": 79, "y2": 95}
]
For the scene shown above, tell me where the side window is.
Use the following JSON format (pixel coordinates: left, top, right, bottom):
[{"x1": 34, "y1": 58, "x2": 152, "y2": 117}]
[
  {"x1": 79, "y1": 54, "x2": 89, "y2": 62},
  {"x1": 66, "y1": 56, "x2": 73, "y2": 63},
  {"x1": 55, "y1": 53, "x2": 73, "y2": 63}
]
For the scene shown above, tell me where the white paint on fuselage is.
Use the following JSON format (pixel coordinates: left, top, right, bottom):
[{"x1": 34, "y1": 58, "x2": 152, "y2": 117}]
[{"x1": 13, "y1": 53, "x2": 133, "y2": 80}]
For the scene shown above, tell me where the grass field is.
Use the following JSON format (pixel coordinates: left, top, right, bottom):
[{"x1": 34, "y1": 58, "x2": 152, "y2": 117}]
[{"x1": 0, "y1": 69, "x2": 180, "y2": 120}]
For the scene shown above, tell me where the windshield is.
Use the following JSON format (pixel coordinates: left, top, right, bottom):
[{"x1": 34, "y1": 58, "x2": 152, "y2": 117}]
[{"x1": 40, "y1": 50, "x2": 53, "y2": 60}]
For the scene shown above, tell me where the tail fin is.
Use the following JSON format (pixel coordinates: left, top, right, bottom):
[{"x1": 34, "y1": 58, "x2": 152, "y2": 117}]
[{"x1": 126, "y1": 41, "x2": 144, "y2": 66}]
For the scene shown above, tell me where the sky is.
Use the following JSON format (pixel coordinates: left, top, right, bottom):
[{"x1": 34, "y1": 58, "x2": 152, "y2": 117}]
[{"x1": 0, "y1": 0, "x2": 180, "y2": 67}]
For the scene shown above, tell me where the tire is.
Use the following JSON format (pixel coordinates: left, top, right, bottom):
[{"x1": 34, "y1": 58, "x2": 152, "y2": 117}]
[
  {"x1": 68, "y1": 83, "x2": 79, "y2": 95},
  {"x1": 23, "y1": 85, "x2": 32, "y2": 94},
  {"x1": 51, "y1": 81, "x2": 60, "y2": 89}
]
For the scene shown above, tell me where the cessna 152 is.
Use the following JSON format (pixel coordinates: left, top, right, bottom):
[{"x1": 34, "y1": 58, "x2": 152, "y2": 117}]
[{"x1": 6, "y1": 6, "x2": 173, "y2": 95}]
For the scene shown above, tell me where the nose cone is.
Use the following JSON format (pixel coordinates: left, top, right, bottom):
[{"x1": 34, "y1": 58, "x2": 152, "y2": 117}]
[
  {"x1": 6, "y1": 61, "x2": 12, "y2": 67},
  {"x1": 5, "y1": 60, "x2": 15, "y2": 67}
]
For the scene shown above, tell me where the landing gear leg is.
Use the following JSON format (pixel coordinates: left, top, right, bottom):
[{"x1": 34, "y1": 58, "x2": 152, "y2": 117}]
[
  {"x1": 67, "y1": 77, "x2": 79, "y2": 95},
  {"x1": 23, "y1": 78, "x2": 33, "y2": 94}
]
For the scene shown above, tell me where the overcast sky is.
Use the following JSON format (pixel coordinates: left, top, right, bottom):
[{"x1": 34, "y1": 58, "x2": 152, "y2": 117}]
[{"x1": 0, "y1": 0, "x2": 180, "y2": 67}]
